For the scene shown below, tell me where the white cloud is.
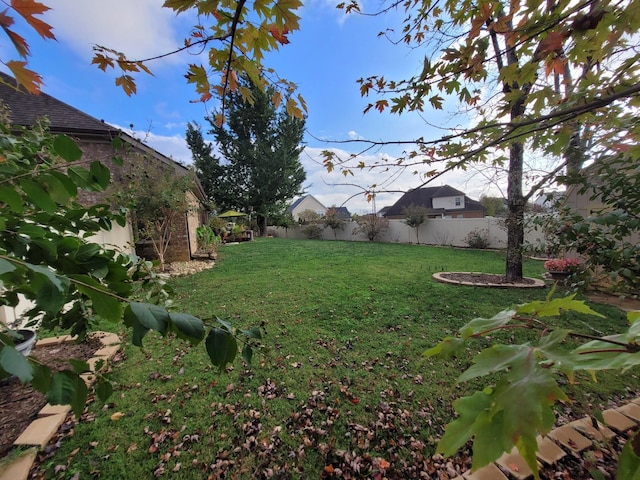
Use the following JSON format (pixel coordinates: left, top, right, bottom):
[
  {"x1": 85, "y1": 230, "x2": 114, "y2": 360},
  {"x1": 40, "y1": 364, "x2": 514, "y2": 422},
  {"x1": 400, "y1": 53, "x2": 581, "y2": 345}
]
[
  {"x1": 45, "y1": 0, "x2": 183, "y2": 64},
  {"x1": 111, "y1": 123, "x2": 193, "y2": 165}
]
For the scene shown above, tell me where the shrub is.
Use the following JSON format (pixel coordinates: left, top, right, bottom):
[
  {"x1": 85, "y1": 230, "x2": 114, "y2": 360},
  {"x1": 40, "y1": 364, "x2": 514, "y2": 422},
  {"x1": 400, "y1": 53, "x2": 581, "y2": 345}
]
[
  {"x1": 353, "y1": 215, "x2": 389, "y2": 241},
  {"x1": 301, "y1": 224, "x2": 323, "y2": 239},
  {"x1": 544, "y1": 258, "x2": 582, "y2": 273},
  {"x1": 465, "y1": 228, "x2": 490, "y2": 249},
  {"x1": 196, "y1": 225, "x2": 220, "y2": 257}
]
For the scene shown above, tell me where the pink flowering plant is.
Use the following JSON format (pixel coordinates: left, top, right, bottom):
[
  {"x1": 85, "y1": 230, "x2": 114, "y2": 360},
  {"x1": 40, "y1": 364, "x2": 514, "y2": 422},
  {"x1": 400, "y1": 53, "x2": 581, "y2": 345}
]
[{"x1": 544, "y1": 258, "x2": 582, "y2": 273}]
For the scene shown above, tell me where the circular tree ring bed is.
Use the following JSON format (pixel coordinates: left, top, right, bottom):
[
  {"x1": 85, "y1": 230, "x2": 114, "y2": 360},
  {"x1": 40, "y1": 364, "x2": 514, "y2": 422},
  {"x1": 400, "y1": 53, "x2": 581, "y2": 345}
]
[{"x1": 433, "y1": 272, "x2": 546, "y2": 288}]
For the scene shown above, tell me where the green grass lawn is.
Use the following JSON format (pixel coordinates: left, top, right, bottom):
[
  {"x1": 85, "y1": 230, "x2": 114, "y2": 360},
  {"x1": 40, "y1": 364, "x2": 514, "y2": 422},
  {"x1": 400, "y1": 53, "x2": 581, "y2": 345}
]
[{"x1": 35, "y1": 239, "x2": 639, "y2": 478}]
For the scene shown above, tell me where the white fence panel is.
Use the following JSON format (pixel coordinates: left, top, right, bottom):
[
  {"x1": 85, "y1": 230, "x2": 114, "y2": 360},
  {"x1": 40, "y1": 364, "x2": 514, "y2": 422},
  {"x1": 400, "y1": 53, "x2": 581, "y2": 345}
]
[{"x1": 270, "y1": 217, "x2": 545, "y2": 249}]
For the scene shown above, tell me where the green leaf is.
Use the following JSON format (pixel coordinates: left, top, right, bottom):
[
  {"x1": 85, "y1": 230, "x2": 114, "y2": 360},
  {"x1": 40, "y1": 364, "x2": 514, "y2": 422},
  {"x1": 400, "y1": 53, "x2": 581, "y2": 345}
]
[
  {"x1": 471, "y1": 410, "x2": 512, "y2": 471},
  {"x1": 30, "y1": 363, "x2": 52, "y2": 394},
  {"x1": 68, "y1": 359, "x2": 90, "y2": 374},
  {"x1": 20, "y1": 179, "x2": 57, "y2": 213},
  {"x1": 47, "y1": 371, "x2": 88, "y2": 418},
  {"x1": 53, "y1": 135, "x2": 82, "y2": 161},
  {"x1": 537, "y1": 329, "x2": 577, "y2": 372},
  {"x1": 205, "y1": 327, "x2": 237, "y2": 370},
  {"x1": 628, "y1": 311, "x2": 640, "y2": 339},
  {"x1": 423, "y1": 336, "x2": 465, "y2": 358},
  {"x1": 493, "y1": 358, "x2": 567, "y2": 475},
  {"x1": 169, "y1": 313, "x2": 204, "y2": 343},
  {"x1": 68, "y1": 166, "x2": 92, "y2": 188},
  {"x1": 125, "y1": 302, "x2": 169, "y2": 337},
  {"x1": 89, "y1": 161, "x2": 111, "y2": 190},
  {"x1": 0, "y1": 258, "x2": 16, "y2": 276},
  {"x1": 240, "y1": 326, "x2": 262, "y2": 339},
  {"x1": 617, "y1": 430, "x2": 640, "y2": 480},
  {"x1": 438, "y1": 390, "x2": 492, "y2": 456},
  {"x1": 41, "y1": 173, "x2": 72, "y2": 204},
  {"x1": 0, "y1": 345, "x2": 33, "y2": 382},
  {"x1": 517, "y1": 295, "x2": 604, "y2": 318},
  {"x1": 242, "y1": 344, "x2": 253, "y2": 365},
  {"x1": 459, "y1": 344, "x2": 531, "y2": 382},
  {"x1": 72, "y1": 275, "x2": 123, "y2": 323},
  {"x1": 459, "y1": 309, "x2": 515, "y2": 339},
  {"x1": 96, "y1": 377, "x2": 114, "y2": 403},
  {"x1": 0, "y1": 186, "x2": 24, "y2": 213},
  {"x1": 216, "y1": 317, "x2": 234, "y2": 333}
]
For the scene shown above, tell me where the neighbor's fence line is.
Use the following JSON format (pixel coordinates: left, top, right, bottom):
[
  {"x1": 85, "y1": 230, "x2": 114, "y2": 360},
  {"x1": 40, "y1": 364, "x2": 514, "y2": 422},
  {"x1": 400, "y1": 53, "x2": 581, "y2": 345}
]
[{"x1": 269, "y1": 217, "x2": 545, "y2": 249}]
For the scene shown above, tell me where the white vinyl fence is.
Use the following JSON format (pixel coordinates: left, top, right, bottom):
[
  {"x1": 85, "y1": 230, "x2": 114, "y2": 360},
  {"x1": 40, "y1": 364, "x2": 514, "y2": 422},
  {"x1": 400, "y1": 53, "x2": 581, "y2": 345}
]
[{"x1": 270, "y1": 217, "x2": 545, "y2": 249}]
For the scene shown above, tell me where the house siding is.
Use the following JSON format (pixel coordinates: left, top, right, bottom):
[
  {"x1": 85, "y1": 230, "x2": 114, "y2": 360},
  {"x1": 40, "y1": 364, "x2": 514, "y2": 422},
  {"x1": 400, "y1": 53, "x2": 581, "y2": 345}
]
[
  {"x1": 72, "y1": 139, "x2": 201, "y2": 263},
  {"x1": 433, "y1": 195, "x2": 465, "y2": 210},
  {"x1": 290, "y1": 195, "x2": 327, "y2": 221}
]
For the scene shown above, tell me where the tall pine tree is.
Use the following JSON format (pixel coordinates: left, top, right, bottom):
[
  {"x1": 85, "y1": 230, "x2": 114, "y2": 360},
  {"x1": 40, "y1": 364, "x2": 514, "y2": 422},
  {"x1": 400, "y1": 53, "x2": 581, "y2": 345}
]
[{"x1": 187, "y1": 79, "x2": 306, "y2": 236}]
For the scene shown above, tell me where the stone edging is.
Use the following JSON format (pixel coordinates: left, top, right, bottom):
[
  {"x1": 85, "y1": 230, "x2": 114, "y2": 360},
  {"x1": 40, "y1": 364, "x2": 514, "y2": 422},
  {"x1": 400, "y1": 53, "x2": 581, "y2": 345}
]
[
  {"x1": 433, "y1": 272, "x2": 546, "y2": 288},
  {"x1": 0, "y1": 331, "x2": 121, "y2": 480}
]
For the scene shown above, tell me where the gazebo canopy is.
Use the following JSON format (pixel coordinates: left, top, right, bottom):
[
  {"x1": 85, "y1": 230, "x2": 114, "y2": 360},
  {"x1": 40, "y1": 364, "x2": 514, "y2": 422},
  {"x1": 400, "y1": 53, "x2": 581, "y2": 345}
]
[{"x1": 217, "y1": 210, "x2": 247, "y2": 218}]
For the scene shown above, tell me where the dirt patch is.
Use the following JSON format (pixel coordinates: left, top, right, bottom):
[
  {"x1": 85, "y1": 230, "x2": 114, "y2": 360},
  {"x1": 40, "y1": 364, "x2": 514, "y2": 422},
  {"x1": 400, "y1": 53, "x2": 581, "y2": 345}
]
[
  {"x1": 0, "y1": 336, "x2": 101, "y2": 459},
  {"x1": 587, "y1": 292, "x2": 640, "y2": 312}
]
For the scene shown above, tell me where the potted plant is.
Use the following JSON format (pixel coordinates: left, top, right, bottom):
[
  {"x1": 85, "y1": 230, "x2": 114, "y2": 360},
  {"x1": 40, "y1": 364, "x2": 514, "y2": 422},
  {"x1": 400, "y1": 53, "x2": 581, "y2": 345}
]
[
  {"x1": 1, "y1": 314, "x2": 40, "y2": 357},
  {"x1": 543, "y1": 258, "x2": 582, "y2": 281}
]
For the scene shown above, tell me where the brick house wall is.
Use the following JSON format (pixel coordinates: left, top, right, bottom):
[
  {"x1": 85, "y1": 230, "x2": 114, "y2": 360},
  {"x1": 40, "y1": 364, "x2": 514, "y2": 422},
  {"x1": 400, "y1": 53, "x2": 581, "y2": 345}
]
[{"x1": 72, "y1": 136, "x2": 201, "y2": 264}]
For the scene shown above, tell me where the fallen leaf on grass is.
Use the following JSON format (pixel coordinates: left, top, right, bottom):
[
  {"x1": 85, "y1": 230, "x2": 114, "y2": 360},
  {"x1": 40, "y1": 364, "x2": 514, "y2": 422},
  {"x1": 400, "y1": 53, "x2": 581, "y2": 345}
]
[{"x1": 110, "y1": 412, "x2": 124, "y2": 421}]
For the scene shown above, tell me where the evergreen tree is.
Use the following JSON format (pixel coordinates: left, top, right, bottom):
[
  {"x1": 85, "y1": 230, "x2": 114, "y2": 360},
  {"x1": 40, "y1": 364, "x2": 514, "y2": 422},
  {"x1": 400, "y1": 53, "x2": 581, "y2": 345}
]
[{"x1": 188, "y1": 78, "x2": 306, "y2": 236}]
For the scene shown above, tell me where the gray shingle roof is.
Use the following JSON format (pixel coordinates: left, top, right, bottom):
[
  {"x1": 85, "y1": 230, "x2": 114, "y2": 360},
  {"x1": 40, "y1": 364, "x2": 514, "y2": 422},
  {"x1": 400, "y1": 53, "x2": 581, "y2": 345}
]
[
  {"x1": 384, "y1": 185, "x2": 484, "y2": 217},
  {"x1": 0, "y1": 72, "x2": 206, "y2": 201},
  {"x1": 0, "y1": 72, "x2": 118, "y2": 136}
]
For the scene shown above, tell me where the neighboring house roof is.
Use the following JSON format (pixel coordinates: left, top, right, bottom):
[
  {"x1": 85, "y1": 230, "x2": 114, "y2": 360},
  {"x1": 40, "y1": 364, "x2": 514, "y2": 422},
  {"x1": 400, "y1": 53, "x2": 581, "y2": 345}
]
[
  {"x1": 333, "y1": 207, "x2": 351, "y2": 219},
  {"x1": 377, "y1": 206, "x2": 391, "y2": 216},
  {"x1": 288, "y1": 194, "x2": 326, "y2": 212},
  {"x1": 336, "y1": 207, "x2": 351, "y2": 219},
  {"x1": 384, "y1": 185, "x2": 485, "y2": 217},
  {"x1": 0, "y1": 72, "x2": 205, "y2": 202}
]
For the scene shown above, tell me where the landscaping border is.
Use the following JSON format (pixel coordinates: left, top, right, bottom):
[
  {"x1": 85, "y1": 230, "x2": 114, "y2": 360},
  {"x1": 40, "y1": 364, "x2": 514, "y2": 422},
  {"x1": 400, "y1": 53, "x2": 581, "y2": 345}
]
[
  {"x1": 432, "y1": 272, "x2": 546, "y2": 288},
  {"x1": 0, "y1": 332, "x2": 121, "y2": 480}
]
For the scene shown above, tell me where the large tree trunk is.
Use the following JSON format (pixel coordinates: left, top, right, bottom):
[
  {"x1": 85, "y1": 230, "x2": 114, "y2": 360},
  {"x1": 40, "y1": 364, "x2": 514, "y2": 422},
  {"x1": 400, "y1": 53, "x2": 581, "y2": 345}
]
[
  {"x1": 256, "y1": 214, "x2": 267, "y2": 237},
  {"x1": 505, "y1": 141, "x2": 525, "y2": 282}
]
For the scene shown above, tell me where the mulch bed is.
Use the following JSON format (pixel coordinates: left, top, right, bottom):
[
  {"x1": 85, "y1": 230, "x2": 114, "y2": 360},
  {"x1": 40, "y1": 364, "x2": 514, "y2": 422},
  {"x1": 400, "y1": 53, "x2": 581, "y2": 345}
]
[
  {"x1": 0, "y1": 336, "x2": 101, "y2": 459},
  {"x1": 439, "y1": 272, "x2": 538, "y2": 285}
]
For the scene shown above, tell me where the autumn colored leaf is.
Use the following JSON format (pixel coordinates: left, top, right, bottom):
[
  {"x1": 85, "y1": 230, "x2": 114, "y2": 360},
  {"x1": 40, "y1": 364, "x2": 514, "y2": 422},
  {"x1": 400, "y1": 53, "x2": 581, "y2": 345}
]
[
  {"x1": 375, "y1": 99, "x2": 388, "y2": 112},
  {"x1": 115, "y1": 74, "x2": 137, "y2": 96},
  {"x1": 91, "y1": 54, "x2": 115, "y2": 72},
  {"x1": 285, "y1": 97, "x2": 303, "y2": 118},
  {"x1": 545, "y1": 57, "x2": 566, "y2": 76},
  {"x1": 5, "y1": 29, "x2": 29, "y2": 58},
  {"x1": 6, "y1": 60, "x2": 42, "y2": 93},
  {"x1": 11, "y1": 0, "x2": 55, "y2": 40},
  {"x1": 534, "y1": 30, "x2": 569, "y2": 60},
  {"x1": 162, "y1": 0, "x2": 198, "y2": 13},
  {"x1": 110, "y1": 411, "x2": 125, "y2": 421},
  {"x1": 268, "y1": 25, "x2": 290, "y2": 44},
  {"x1": 272, "y1": 91, "x2": 282, "y2": 109}
]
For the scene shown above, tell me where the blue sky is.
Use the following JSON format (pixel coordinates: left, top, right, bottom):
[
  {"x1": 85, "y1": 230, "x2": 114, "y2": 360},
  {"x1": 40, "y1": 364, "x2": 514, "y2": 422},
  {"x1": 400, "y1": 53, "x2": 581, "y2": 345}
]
[{"x1": 5, "y1": 0, "x2": 499, "y2": 213}]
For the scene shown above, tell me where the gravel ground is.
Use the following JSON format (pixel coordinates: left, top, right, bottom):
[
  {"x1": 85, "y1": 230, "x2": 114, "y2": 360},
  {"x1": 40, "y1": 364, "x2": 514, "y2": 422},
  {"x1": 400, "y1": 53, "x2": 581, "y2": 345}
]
[{"x1": 164, "y1": 259, "x2": 216, "y2": 277}]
